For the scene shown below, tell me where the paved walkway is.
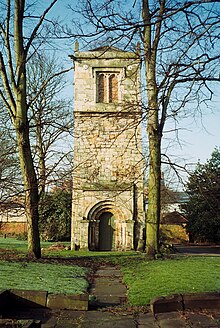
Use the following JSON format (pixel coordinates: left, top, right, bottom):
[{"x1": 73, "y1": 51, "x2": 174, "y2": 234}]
[
  {"x1": 89, "y1": 265, "x2": 127, "y2": 308},
  {"x1": 3, "y1": 264, "x2": 220, "y2": 327},
  {"x1": 176, "y1": 244, "x2": 220, "y2": 256}
]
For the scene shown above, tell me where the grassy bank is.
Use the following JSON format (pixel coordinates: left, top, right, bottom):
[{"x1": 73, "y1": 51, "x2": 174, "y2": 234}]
[{"x1": 0, "y1": 237, "x2": 219, "y2": 305}]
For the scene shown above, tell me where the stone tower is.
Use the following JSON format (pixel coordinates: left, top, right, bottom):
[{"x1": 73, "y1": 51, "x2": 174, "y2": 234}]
[{"x1": 70, "y1": 45, "x2": 145, "y2": 251}]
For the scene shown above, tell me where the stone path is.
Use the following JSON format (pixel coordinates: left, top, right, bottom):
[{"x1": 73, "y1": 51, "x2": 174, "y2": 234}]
[
  {"x1": 89, "y1": 265, "x2": 127, "y2": 308},
  {"x1": 2, "y1": 264, "x2": 220, "y2": 327}
]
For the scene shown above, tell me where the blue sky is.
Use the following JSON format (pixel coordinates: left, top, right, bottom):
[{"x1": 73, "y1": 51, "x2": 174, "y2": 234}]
[
  {"x1": 168, "y1": 92, "x2": 220, "y2": 167},
  {"x1": 48, "y1": 0, "x2": 220, "y2": 167},
  {"x1": 179, "y1": 108, "x2": 220, "y2": 164}
]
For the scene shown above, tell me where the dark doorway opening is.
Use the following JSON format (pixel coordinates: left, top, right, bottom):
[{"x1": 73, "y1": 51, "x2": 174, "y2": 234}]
[{"x1": 99, "y1": 212, "x2": 114, "y2": 251}]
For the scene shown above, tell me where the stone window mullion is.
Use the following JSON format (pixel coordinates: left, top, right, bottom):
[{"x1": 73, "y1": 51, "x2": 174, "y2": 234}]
[{"x1": 106, "y1": 74, "x2": 110, "y2": 103}]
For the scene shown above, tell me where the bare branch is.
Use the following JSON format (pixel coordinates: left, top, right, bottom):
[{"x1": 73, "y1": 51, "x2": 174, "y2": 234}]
[
  {"x1": 0, "y1": 52, "x2": 16, "y2": 117},
  {"x1": 27, "y1": 66, "x2": 73, "y2": 109},
  {"x1": 25, "y1": 0, "x2": 58, "y2": 55}
]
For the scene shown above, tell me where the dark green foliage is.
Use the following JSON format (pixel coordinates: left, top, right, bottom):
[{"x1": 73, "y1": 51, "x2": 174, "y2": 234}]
[
  {"x1": 39, "y1": 190, "x2": 72, "y2": 241},
  {"x1": 182, "y1": 148, "x2": 220, "y2": 243}
]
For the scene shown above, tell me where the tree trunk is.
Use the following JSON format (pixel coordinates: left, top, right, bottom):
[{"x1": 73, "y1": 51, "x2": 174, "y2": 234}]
[
  {"x1": 15, "y1": 111, "x2": 41, "y2": 259},
  {"x1": 142, "y1": 0, "x2": 163, "y2": 258},
  {"x1": 12, "y1": 0, "x2": 41, "y2": 258},
  {"x1": 145, "y1": 57, "x2": 161, "y2": 258},
  {"x1": 146, "y1": 125, "x2": 161, "y2": 257}
]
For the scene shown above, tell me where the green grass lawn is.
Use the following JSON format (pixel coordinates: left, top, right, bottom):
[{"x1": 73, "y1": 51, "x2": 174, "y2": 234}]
[
  {"x1": 0, "y1": 237, "x2": 70, "y2": 253},
  {"x1": 0, "y1": 261, "x2": 88, "y2": 295},
  {"x1": 0, "y1": 237, "x2": 30, "y2": 252},
  {"x1": 0, "y1": 237, "x2": 220, "y2": 305},
  {"x1": 119, "y1": 256, "x2": 220, "y2": 305}
]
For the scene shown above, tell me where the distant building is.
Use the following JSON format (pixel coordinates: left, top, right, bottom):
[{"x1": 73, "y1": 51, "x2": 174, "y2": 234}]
[
  {"x1": 160, "y1": 190, "x2": 189, "y2": 243},
  {"x1": 160, "y1": 210, "x2": 189, "y2": 244},
  {"x1": 145, "y1": 187, "x2": 189, "y2": 244},
  {"x1": 0, "y1": 199, "x2": 27, "y2": 236}
]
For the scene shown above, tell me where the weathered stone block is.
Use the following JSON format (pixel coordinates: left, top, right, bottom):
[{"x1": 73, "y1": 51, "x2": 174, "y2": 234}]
[
  {"x1": 10, "y1": 289, "x2": 47, "y2": 308},
  {"x1": 155, "y1": 312, "x2": 187, "y2": 328},
  {"x1": 183, "y1": 292, "x2": 220, "y2": 310},
  {"x1": 0, "y1": 319, "x2": 41, "y2": 328},
  {"x1": 21, "y1": 320, "x2": 41, "y2": 328},
  {"x1": 150, "y1": 294, "x2": 184, "y2": 314},
  {"x1": 46, "y1": 293, "x2": 88, "y2": 310}
]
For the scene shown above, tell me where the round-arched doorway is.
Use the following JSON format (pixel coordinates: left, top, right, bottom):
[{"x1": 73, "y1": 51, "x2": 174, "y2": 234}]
[{"x1": 86, "y1": 200, "x2": 133, "y2": 251}]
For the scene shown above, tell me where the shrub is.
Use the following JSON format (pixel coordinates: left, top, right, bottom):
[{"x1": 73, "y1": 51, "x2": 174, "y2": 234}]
[{"x1": 39, "y1": 190, "x2": 71, "y2": 241}]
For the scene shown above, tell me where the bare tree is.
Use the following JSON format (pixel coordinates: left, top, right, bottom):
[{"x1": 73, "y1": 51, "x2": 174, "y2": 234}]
[
  {"x1": 27, "y1": 52, "x2": 73, "y2": 196},
  {"x1": 0, "y1": 0, "x2": 71, "y2": 258},
  {"x1": 68, "y1": 0, "x2": 220, "y2": 257}
]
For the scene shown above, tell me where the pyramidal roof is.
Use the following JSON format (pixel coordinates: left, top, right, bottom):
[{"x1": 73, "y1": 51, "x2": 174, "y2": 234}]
[
  {"x1": 161, "y1": 210, "x2": 188, "y2": 225},
  {"x1": 89, "y1": 46, "x2": 126, "y2": 52},
  {"x1": 71, "y1": 44, "x2": 139, "y2": 60}
]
